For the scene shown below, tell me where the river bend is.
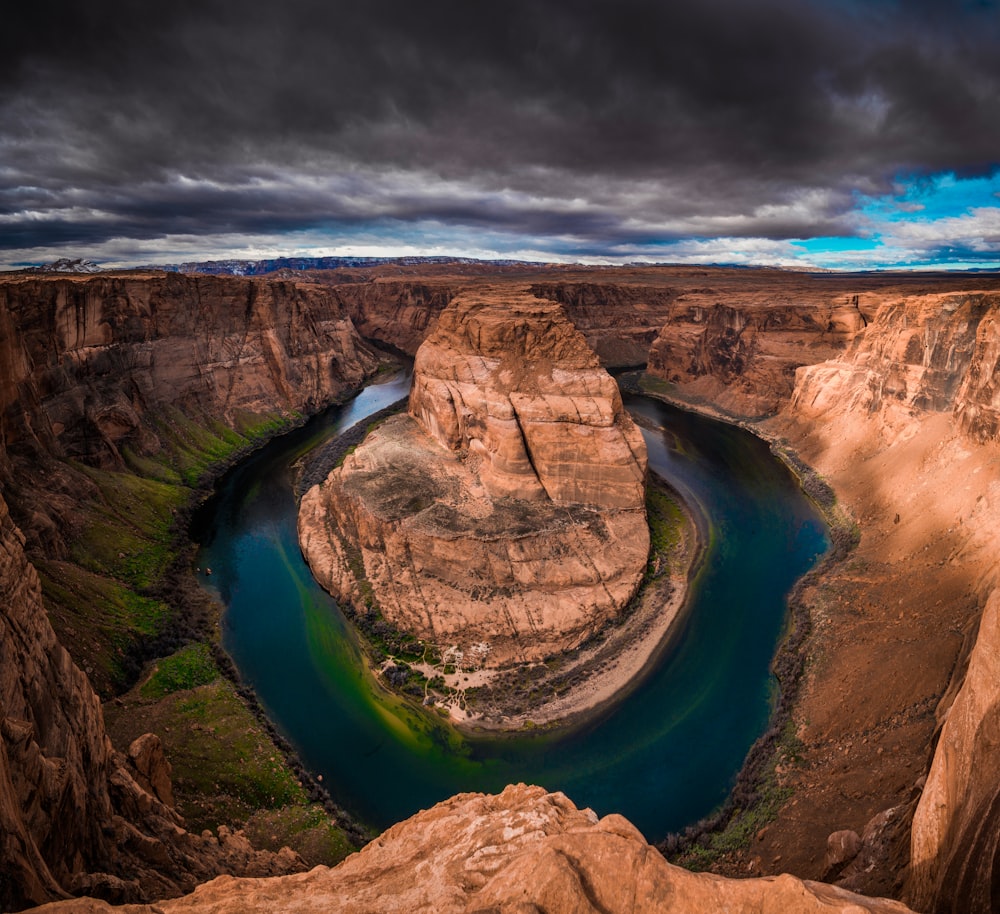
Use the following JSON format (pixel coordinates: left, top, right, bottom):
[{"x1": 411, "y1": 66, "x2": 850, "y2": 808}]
[{"x1": 193, "y1": 372, "x2": 827, "y2": 839}]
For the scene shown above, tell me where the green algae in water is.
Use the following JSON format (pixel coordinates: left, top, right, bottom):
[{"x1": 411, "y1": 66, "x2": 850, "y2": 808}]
[{"x1": 194, "y1": 375, "x2": 828, "y2": 838}]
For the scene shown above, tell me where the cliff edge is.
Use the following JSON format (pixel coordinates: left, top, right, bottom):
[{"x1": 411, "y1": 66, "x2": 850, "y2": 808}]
[{"x1": 26, "y1": 784, "x2": 915, "y2": 914}]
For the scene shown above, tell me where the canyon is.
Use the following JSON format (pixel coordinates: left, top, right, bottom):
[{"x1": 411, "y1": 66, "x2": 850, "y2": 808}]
[{"x1": 2, "y1": 264, "x2": 1000, "y2": 912}]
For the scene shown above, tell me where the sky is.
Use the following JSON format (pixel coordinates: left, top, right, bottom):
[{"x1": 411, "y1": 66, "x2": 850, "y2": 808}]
[{"x1": 2, "y1": 0, "x2": 1000, "y2": 271}]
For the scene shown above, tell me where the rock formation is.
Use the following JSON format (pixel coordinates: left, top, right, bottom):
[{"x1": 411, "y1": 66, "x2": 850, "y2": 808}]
[
  {"x1": 0, "y1": 272, "x2": 379, "y2": 555},
  {"x1": 0, "y1": 271, "x2": 382, "y2": 908},
  {"x1": 0, "y1": 490, "x2": 301, "y2": 911},
  {"x1": 25, "y1": 784, "x2": 915, "y2": 914},
  {"x1": 8, "y1": 266, "x2": 1000, "y2": 912},
  {"x1": 300, "y1": 291, "x2": 649, "y2": 666},
  {"x1": 767, "y1": 290, "x2": 1000, "y2": 910}
]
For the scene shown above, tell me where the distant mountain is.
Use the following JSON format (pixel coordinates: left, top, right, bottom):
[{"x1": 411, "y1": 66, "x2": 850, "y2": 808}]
[
  {"x1": 157, "y1": 255, "x2": 543, "y2": 275},
  {"x1": 26, "y1": 258, "x2": 104, "y2": 274}
]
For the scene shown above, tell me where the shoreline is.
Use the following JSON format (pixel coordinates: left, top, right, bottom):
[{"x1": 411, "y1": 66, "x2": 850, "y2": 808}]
[
  {"x1": 451, "y1": 472, "x2": 705, "y2": 733},
  {"x1": 619, "y1": 373, "x2": 864, "y2": 865}
]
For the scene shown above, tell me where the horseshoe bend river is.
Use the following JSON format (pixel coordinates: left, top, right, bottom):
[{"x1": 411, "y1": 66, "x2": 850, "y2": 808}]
[{"x1": 191, "y1": 371, "x2": 828, "y2": 841}]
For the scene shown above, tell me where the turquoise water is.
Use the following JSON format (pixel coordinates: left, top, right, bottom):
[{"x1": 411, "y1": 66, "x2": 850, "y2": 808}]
[{"x1": 193, "y1": 373, "x2": 827, "y2": 840}]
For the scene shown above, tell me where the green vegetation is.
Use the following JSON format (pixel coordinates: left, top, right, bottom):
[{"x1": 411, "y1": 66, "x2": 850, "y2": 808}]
[
  {"x1": 31, "y1": 398, "x2": 368, "y2": 862},
  {"x1": 141, "y1": 643, "x2": 218, "y2": 699},
  {"x1": 40, "y1": 408, "x2": 302, "y2": 692},
  {"x1": 671, "y1": 721, "x2": 804, "y2": 869},
  {"x1": 105, "y1": 652, "x2": 359, "y2": 866},
  {"x1": 646, "y1": 483, "x2": 686, "y2": 569}
]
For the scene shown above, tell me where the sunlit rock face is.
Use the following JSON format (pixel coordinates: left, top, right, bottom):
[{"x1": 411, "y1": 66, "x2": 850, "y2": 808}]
[
  {"x1": 27, "y1": 784, "x2": 917, "y2": 914},
  {"x1": 299, "y1": 292, "x2": 649, "y2": 667}
]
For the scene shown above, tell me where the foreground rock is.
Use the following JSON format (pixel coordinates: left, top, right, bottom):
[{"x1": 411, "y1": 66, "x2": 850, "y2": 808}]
[
  {"x1": 26, "y1": 784, "x2": 915, "y2": 914},
  {"x1": 300, "y1": 292, "x2": 648, "y2": 667}
]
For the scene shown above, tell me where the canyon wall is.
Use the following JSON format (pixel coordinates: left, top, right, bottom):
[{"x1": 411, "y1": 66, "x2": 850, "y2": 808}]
[
  {"x1": 0, "y1": 488, "x2": 301, "y2": 911},
  {"x1": 5, "y1": 268, "x2": 1000, "y2": 912},
  {"x1": 768, "y1": 291, "x2": 1000, "y2": 912},
  {"x1": 0, "y1": 272, "x2": 382, "y2": 907},
  {"x1": 25, "y1": 784, "x2": 915, "y2": 914},
  {"x1": 0, "y1": 273, "x2": 379, "y2": 554},
  {"x1": 300, "y1": 291, "x2": 649, "y2": 668}
]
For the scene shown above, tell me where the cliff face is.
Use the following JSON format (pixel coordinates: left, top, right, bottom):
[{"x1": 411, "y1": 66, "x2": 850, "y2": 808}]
[
  {"x1": 0, "y1": 272, "x2": 383, "y2": 908},
  {"x1": 0, "y1": 274, "x2": 379, "y2": 557},
  {"x1": 0, "y1": 490, "x2": 299, "y2": 911},
  {"x1": 647, "y1": 291, "x2": 868, "y2": 414},
  {"x1": 25, "y1": 784, "x2": 915, "y2": 914},
  {"x1": 0, "y1": 273, "x2": 378, "y2": 468},
  {"x1": 767, "y1": 292, "x2": 1000, "y2": 911},
  {"x1": 790, "y1": 292, "x2": 999, "y2": 432},
  {"x1": 299, "y1": 292, "x2": 649, "y2": 667},
  {"x1": 324, "y1": 276, "x2": 680, "y2": 368}
]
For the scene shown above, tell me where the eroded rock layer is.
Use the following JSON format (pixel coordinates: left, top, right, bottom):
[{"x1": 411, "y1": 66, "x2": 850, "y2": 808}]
[
  {"x1": 300, "y1": 292, "x2": 649, "y2": 666},
  {"x1": 0, "y1": 490, "x2": 301, "y2": 912},
  {"x1": 25, "y1": 784, "x2": 915, "y2": 914}
]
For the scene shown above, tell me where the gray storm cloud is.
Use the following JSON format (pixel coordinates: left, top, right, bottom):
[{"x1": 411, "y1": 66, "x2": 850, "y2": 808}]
[{"x1": 2, "y1": 0, "x2": 999, "y2": 264}]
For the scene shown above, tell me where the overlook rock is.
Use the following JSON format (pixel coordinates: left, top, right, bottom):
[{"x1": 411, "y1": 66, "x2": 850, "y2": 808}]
[
  {"x1": 27, "y1": 784, "x2": 916, "y2": 914},
  {"x1": 299, "y1": 291, "x2": 649, "y2": 667}
]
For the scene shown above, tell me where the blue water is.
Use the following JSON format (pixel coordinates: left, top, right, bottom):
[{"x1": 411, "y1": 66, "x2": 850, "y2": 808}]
[{"x1": 193, "y1": 373, "x2": 827, "y2": 840}]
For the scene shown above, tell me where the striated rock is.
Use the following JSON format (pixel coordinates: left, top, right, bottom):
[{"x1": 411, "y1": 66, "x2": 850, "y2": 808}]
[
  {"x1": 0, "y1": 491, "x2": 304, "y2": 911},
  {"x1": 907, "y1": 588, "x2": 1000, "y2": 914},
  {"x1": 24, "y1": 784, "x2": 916, "y2": 914},
  {"x1": 791, "y1": 292, "x2": 1000, "y2": 441},
  {"x1": 0, "y1": 273, "x2": 379, "y2": 559},
  {"x1": 409, "y1": 292, "x2": 647, "y2": 508},
  {"x1": 300, "y1": 292, "x2": 648, "y2": 667},
  {"x1": 648, "y1": 294, "x2": 867, "y2": 416}
]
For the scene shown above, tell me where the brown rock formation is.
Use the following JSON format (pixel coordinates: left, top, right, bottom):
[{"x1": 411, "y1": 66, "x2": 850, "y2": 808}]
[
  {"x1": 0, "y1": 272, "x2": 379, "y2": 555},
  {"x1": 300, "y1": 291, "x2": 649, "y2": 667},
  {"x1": 7, "y1": 265, "x2": 1000, "y2": 911},
  {"x1": 0, "y1": 271, "x2": 383, "y2": 908},
  {"x1": 0, "y1": 490, "x2": 302, "y2": 911},
  {"x1": 647, "y1": 291, "x2": 868, "y2": 415},
  {"x1": 907, "y1": 591, "x2": 1000, "y2": 914},
  {"x1": 751, "y1": 291, "x2": 1000, "y2": 906},
  {"x1": 24, "y1": 784, "x2": 915, "y2": 914}
]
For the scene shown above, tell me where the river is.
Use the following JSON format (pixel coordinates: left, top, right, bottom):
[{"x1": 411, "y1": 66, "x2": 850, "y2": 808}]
[{"x1": 192, "y1": 370, "x2": 827, "y2": 840}]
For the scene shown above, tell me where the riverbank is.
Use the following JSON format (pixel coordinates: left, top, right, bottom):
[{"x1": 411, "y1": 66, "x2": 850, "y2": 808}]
[
  {"x1": 442, "y1": 473, "x2": 702, "y2": 732},
  {"x1": 625, "y1": 370, "x2": 987, "y2": 902},
  {"x1": 97, "y1": 373, "x2": 411, "y2": 868}
]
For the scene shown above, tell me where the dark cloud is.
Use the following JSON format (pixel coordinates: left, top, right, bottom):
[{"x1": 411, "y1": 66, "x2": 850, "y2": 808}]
[{"x1": 3, "y1": 0, "x2": 1000, "y2": 263}]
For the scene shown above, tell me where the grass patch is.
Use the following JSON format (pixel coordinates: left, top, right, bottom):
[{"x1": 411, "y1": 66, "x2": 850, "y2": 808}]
[
  {"x1": 104, "y1": 670, "x2": 360, "y2": 866},
  {"x1": 665, "y1": 720, "x2": 805, "y2": 868},
  {"x1": 646, "y1": 483, "x2": 685, "y2": 564},
  {"x1": 141, "y1": 643, "x2": 219, "y2": 699}
]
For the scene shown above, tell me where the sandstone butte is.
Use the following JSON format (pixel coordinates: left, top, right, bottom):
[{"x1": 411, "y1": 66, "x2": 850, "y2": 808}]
[
  {"x1": 6, "y1": 266, "x2": 1000, "y2": 913},
  {"x1": 299, "y1": 291, "x2": 650, "y2": 667}
]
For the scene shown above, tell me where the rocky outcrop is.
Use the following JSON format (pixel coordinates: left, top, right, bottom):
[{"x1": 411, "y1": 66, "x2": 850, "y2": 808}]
[
  {"x1": 0, "y1": 491, "x2": 302, "y2": 911},
  {"x1": 763, "y1": 291, "x2": 1000, "y2": 908},
  {"x1": 25, "y1": 784, "x2": 916, "y2": 914},
  {"x1": 906, "y1": 588, "x2": 1000, "y2": 914},
  {"x1": 0, "y1": 271, "x2": 384, "y2": 908},
  {"x1": 791, "y1": 292, "x2": 1000, "y2": 431},
  {"x1": 0, "y1": 273, "x2": 379, "y2": 555},
  {"x1": 648, "y1": 292, "x2": 868, "y2": 415},
  {"x1": 0, "y1": 273, "x2": 378, "y2": 466},
  {"x1": 300, "y1": 292, "x2": 649, "y2": 667}
]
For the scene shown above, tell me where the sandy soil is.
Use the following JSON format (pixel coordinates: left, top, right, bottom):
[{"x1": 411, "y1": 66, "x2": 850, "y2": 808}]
[
  {"x1": 392, "y1": 474, "x2": 700, "y2": 731},
  {"x1": 634, "y1": 388, "x2": 1000, "y2": 900}
]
